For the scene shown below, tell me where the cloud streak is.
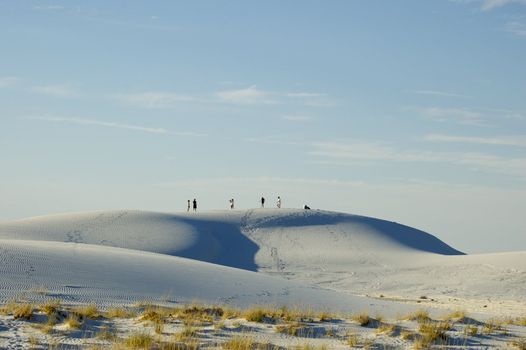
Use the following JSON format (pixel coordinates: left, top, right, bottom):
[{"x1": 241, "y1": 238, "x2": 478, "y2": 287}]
[
  {"x1": 215, "y1": 86, "x2": 276, "y2": 105},
  {"x1": 113, "y1": 92, "x2": 196, "y2": 108},
  {"x1": 412, "y1": 90, "x2": 467, "y2": 98},
  {"x1": 309, "y1": 141, "x2": 526, "y2": 178},
  {"x1": 30, "y1": 84, "x2": 80, "y2": 98},
  {"x1": 414, "y1": 106, "x2": 490, "y2": 126},
  {"x1": 425, "y1": 134, "x2": 526, "y2": 147}
]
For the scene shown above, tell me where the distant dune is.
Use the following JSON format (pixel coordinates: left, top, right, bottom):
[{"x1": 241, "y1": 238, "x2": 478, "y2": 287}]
[{"x1": 0, "y1": 209, "x2": 524, "y2": 316}]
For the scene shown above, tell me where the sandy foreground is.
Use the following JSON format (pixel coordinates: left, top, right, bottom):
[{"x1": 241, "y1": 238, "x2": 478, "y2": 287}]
[{"x1": 0, "y1": 209, "x2": 524, "y2": 349}]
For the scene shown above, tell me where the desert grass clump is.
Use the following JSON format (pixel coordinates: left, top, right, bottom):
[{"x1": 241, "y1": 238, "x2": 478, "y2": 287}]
[
  {"x1": 347, "y1": 331, "x2": 360, "y2": 346},
  {"x1": 174, "y1": 325, "x2": 199, "y2": 342},
  {"x1": 106, "y1": 307, "x2": 136, "y2": 319},
  {"x1": 406, "y1": 309, "x2": 431, "y2": 323},
  {"x1": 96, "y1": 326, "x2": 118, "y2": 341},
  {"x1": 513, "y1": 317, "x2": 526, "y2": 327},
  {"x1": 13, "y1": 303, "x2": 33, "y2": 320},
  {"x1": 400, "y1": 330, "x2": 415, "y2": 340},
  {"x1": 72, "y1": 303, "x2": 99, "y2": 319},
  {"x1": 244, "y1": 307, "x2": 268, "y2": 323},
  {"x1": 65, "y1": 314, "x2": 82, "y2": 329},
  {"x1": 464, "y1": 325, "x2": 478, "y2": 336},
  {"x1": 276, "y1": 322, "x2": 309, "y2": 337},
  {"x1": 414, "y1": 321, "x2": 451, "y2": 349},
  {"x1": 296, "y1": 344, "x2": 328, "y2": 350},
  {"x1": 510, "y1": 338, "x2": 526, "y2": 350},
  {"x1": 375, "y1": 323, "x2": 397, "y2": 336},
  {"x1": 124, "y1": 331, "x2": 154, "y2": 349},
  {"x1": 222, "y1": 335, "x2": 255, "y2": 350},
  {"x1": 38, "y1": 299, "x2": 61, "y2": 316},
  {"x1": 443, "y1": 310, "x2": 466, "y2": 321},
  {"x1": 351, "y1": 312, "x2": 371, "y2": 327},
  {"x1": 482, "y1": 319, "x2": 503, "y2": 334},
  {"x1": 317, "y1": 311, "x2": 334, "y2": 322}
]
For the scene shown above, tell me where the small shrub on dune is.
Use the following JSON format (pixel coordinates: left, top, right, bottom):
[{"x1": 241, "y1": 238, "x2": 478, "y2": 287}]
[
  {"x1": 276, "y1": 322, "x2": 308, "y2": 337},
  {"x1": 174, "y1": 326, "x2": 198, "y2": 342},
  {"x1": 414, "y1": 321, "x2": 450, "y2": 349},
  {"x1": 106, "y1": 307, "x2": 136, "y2": 319},
  {"x1": 347, "y1": 331, "x2": 360, "y2": 346},
  {"x1": 13, "y1": 303, "x2": 33, "y2": 320},
  {"x1": 244, "y1": 307, "x2": 267, "y2": 323},
  {"x1": 400, "y1": 330, "x2": 415, "y2": 340},
  {"x1": 443, "y1": 310, "x2": 466, "y2": 321},
  {"x1": 65, "y1": 314, "x2": 82, "y2": 329},
  {"x1": 464, "y1": 325, "x2": 478, "y2": 336},
  {"x1": 375, "y1": 323, "x2": 397, "y2": 336},
  {"x1": 351, "y1": 312, "x2": 371, "y2": 327},
  {"x1": 510, "y1": 338, "x2": 526, "y2": 350},
  {"x1": 38, "y1": 299, "x2": 61, "y2": 316},
  {"x1": 482, "y1": 319, "x2": 503, "y2": 334},
  {"x1": 72, "y1": 303, "x2": 99, "y2": 319},
  {"x1": 514, "y1": 317, "x2": 526, "y2": 327},
  {"x1": 317, "y1": 311, "x2": 334, "y2": 322},
  {"x1": 96, "y1": 326, "x2": 118, "y2": 341},
  {"x1": 222, "y1": 335, "x2": 255, "y2": 350},
  {"x1": 406, "y1": 309, "x2": 431, "y2": 323},
  {"x1": 296, "y1": 344, "x2": 328, "y2": 350},
  {"x1": 124, "y1": 331, "x2": 154, "y2": 349}
]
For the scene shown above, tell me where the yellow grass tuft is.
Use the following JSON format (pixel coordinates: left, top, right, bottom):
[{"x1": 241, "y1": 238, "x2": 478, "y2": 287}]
[
  {"x1": 174, "y1": 326, "x2": 198, "y2": 342},
  {"x1": 351, "y1": 312, "x2": 371, "y2": 326},
  {"x1": 13, "y1": 303, "x2": 33, "y2": 320},
  {"x1": 38, "y1": 299, "x2": 61, "y2": 316},
  {"x1": 406, "y1": 309, "x2": 431, "y2": 322},
  {"x1": 65, "y1": 314, "x2": 82, "y2": 329},
  {"x1": 222, "y1": 335, "x2": 255, "y2": 350},
  {"x1": 124, "y1": 331, "x2": 154, "y2": 349},
  {"x1": 106, "y1": 307, "x2": 136, "y2": 319},
  {"x1": 71, "y1": 303, "x2": 99, "y2": 319}
]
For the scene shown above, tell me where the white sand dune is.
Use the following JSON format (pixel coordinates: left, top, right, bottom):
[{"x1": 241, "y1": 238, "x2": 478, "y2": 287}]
[{"x1": 0, "y1": 209, "x2": 525, "y2": 316}]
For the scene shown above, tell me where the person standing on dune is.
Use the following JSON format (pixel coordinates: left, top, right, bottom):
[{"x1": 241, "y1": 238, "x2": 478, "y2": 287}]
[
  {"x1": 187, "y1": 199, "x2": 190, "y2": 212},
  {"x1": 261, "y1": 196, "x2": 265, "y2": 208},
  {"x1": 229, "y1": 198, "x2": 234, "y2": 209},
  {"x1": 193, "y1": 198, "x2": 197, "y2": 212},
  {"x1": 277, "y1": 196, "x2": 281, "y2": 209}
]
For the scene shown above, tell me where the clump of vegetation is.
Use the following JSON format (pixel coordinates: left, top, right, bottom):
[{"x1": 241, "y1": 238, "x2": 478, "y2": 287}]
[
  {"x1": 510, "y1": 338, "x2": 526, "y2": 350},
  {"x1": 413, "y1": 321, "x2": 451, "y2": 349},
  {"x1": 347, "y1": 331, "x2": 360, "y2": 346},
  {"x1": 96, "y1": 326, "x2": 117, "y2": 341},
  {"x1": 106, "y1": 307, "x2": 136, "y2": 319},
  {"x1": 464, "y1": 325, "x2": 478, "y2": 336},
  {"x1": 443, "y1": 310, "x2": 466, "y2": 321},
  {"x1": 406, "y1": 309, "x2": 431, "y2": 323},
  {"x1": 124, "y1": 331, "x2": 154, "y2": 349},
  {"x1": 38, "y1": 299, "x2": 61, "y2": 316},
  {"x1": 375, "y1": 323, "x2": 397, "y2": 336},
  {"x1": 174, "y1": 326, "x2": 198, "y2": 342},
  {"x1": 482, "y1": 319, "x2": 504, "y2": 334},
  {"x1": 64, "y1": 314, "x2": 82, "y2": 329},
  {"x1": 400, "y1": 330, "x2": 415, "y2": 340},
  {"x1": 13, "y1": 303, "x2": 33, "y2": 320},
  {"x1": 275, "y1": 322, "x2": 311, "y2": 337},
  {"x1": 222, "y1": 335, "x2": 255, "y2": 350},
  {"x1": 71, "y1": 303, "x2": 99, "y2": 319},
  {"x1": 352, "y1": 312, "x2": 371, "y2": 327}
]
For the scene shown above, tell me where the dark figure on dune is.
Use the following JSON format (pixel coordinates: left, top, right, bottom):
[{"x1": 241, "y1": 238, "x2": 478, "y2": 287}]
[
  {"x1": 261, "y1": 197, "x2": 265, "y2": 208},
  {"x1": 193, "y1": 198, "x2": 197, "y2": 212}
]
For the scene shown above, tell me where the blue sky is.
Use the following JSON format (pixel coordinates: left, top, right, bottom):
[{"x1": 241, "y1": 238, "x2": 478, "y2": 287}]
[{"x1": 1, "y1": 0, "x2": 525, "y2": 253}]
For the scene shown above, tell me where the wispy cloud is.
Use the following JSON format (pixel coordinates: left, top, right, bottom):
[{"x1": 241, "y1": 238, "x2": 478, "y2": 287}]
[
  {"x1": 481, "y1": 0, "x2": 526, "y2": 10},
  {"x1": 309, "y1": 141, "x2": 526, "y2": 178},
  {"x1": 31, "y1": 84, "x2": 80, "y2": 98},
  {"x1": 286, "y1": 92, "x2": 328, "y2": 98},
  {"x1": 414, "y1": 106, "x2": 490, "y2": 126},
  {"x1": 32, "y1": 116, "x2": 168, "y2": 134},
  {"x1": 215, "y1": 85, "x2": 276, "y2": 105},
  {"x1": 424, "y1": 134, "x2": 526, "y2": 147},
  {"x1": 505, "y1": 19, "x2": 526, "y2": 37},
  {"x1": 282, "y1": 114, "x2": 314, "y2": 122},
  {"x1": 0, "y1": 77, "x2": 19, "y2": 88},
  {"x1": 412, "y1": 90, "x2": 467, "y2": 98},
  {"x1": 113, "y1": 92, "x2": 196, "y2": 108},
  {"x1": 32, "y1": 5, "x2": 64, "y2": 11}
]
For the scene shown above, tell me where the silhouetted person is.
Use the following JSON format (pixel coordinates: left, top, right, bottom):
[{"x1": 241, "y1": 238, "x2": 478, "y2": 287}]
[
  {"x1": 304, "y1": 205, "x2": 311, "y2": 210},
  {"x1": 187, "y1": 199, "x2": 190, "y2": 212},
  {"x1": 193, "y1": 198, "x2": 197, "y2": 212},
  {"x1": 229, "y1": 198, "x2": 234, "y2": 209},
  {"x1": 277, "y1": 196, "x2": 281, "y2": 209},
  {"x1": 261, "y1": 196, "x2": 265, "y2": 208}
]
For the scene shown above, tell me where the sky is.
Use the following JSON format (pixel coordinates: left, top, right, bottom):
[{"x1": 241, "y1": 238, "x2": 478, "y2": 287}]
[{"x1": 1, "y1": 0, "x2": 525, "y2": 254}]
